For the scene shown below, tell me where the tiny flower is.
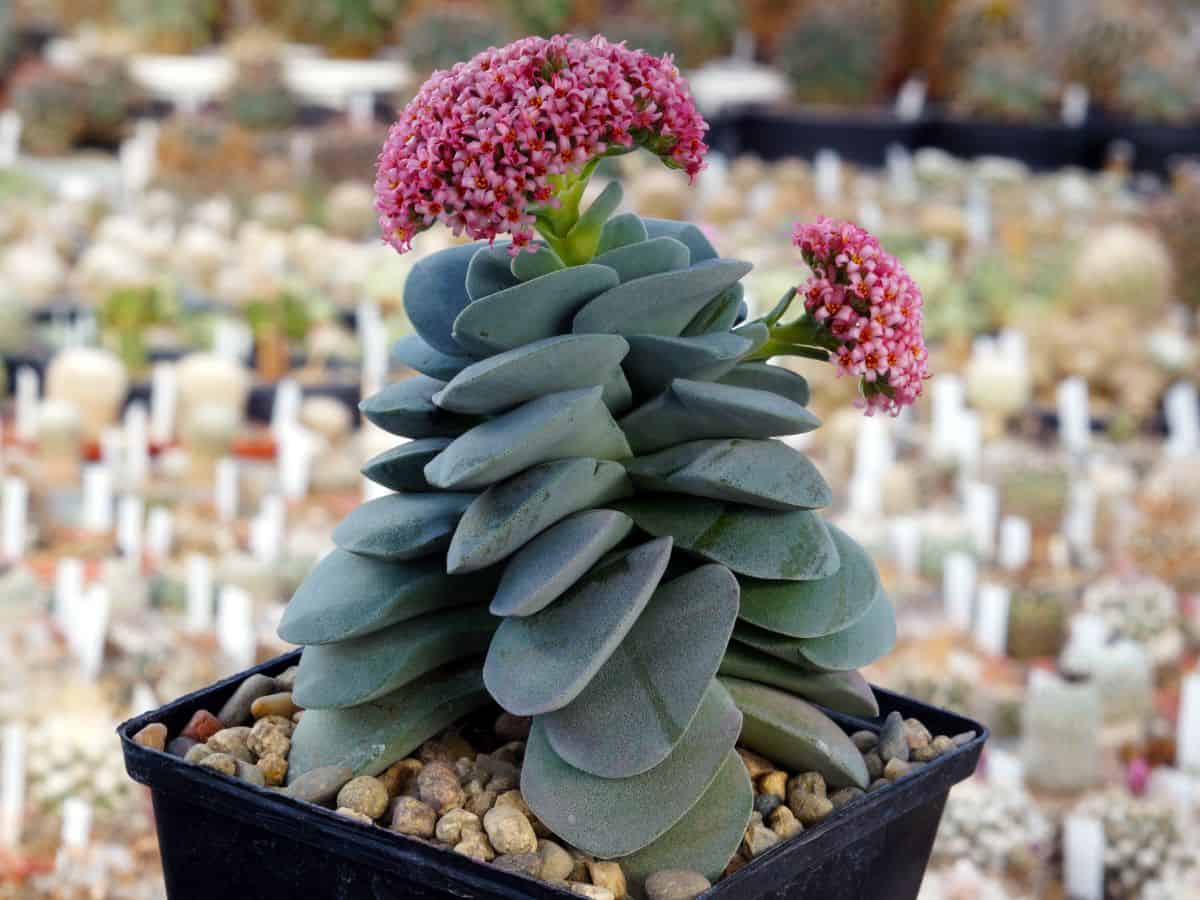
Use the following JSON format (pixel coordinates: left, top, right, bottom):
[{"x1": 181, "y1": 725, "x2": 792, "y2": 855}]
[
  {"x1": 375, "y1": 35, "x2": 708, "y2": 255},
  {"x1": 792, "y1": 217, "x2": 930, "y2": 415}
]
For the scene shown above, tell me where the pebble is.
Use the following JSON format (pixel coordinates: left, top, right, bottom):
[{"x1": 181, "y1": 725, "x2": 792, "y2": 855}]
[
  {"x1": 742, "y1": 821, "x2": 780, "y2": 857},
  {"x1": 493, "y1": 741, "x2": 525, "y2": 767},
  {"x1": 495, "y1": 789, "x2": 548, "y2": 837},
  {"x1": 337, "y1": 776, "x2": 389, "y2": 820},
  {"x1": 538, "y1": 839, "x2": 574, "y2": 881},
  {"x1": 495, "y1": 713, "x2": 532, "y2": 742},
  {"x1": 217, "y1": 674, "x2": 277, "y2": 726},
  {"x1": 418, "y1": 760, "x2": 465, "y2": 814},
  {"x1": 207, "y1": 727, "x2": 254, "y2": 763},
  {"x1": 758, "y1": 771, "x2": 787, "y2": 799},
  {"x1": 132, "y1": 723, "x2": 167, "y2": 751},
  {"x1": 644, "y1": 869, "x2": 712, "y2": 900},
  {"x1": 864, "y1": 751, "x2": 884, "y2": 780},
  {"x1": 454, "y1": 829, "x2": 495, "y2": 862},
  {"x1": 737, "y1": 748, "x2": 775, "y2": 779},
  {"x1": 484, "y1": 805, "x2": 538, "y2": 855},
  {"x1": 380, "y1": 759, "x2": 422, "y2": 799},
  {"x1": 867, "y1": 778, "x2": 890, "y2": 792},
  {"x1": 466, "y1": 789, "x2": 498, "y2": 816},
  {"x1": 167, "y1": 736, "x2": 197, "y2": 757},
  {"x1": 912, "y1": 744, "x2": 939, "y2": 763},
  {"x1": 493, "y1": 853, "x2": 542, "y2": 878},
  {"x1": 198, "y1": 753, "x2": 238, "y2": 777},
  {"x1": 257, "y1": 754, "x2": 288, "y2": 787},
  {"x1": 789, "y1": 791, "x2": 833, "y2": 826},
  {"x1": 435, "y1": 808, "x2": 481, "y2": 844},
  {"x1": 722, "y1": 854, "x2": 748, "y2": 878},
  {"x1": 390, "y1": 796, "x2": 437, "y2": 837},
  {"x1": 931, "y1": 735, "x2": 956, "y2": 756},
  {"x1": 586, "y1": 860, "x2": 626, "y2": 898},
  {"x1": 184, "y1": 744, "x2": 213, "y2": 764},
  {"x1": 829, "y1": 787, "x2": 864, "y2": 810},
  {"x1": 285, "y1": 766, "x2": 354, "y2": 806},
  {"x1": 421, "y1": 734, "x2": 475, "y2": 764},
  {"x1": 570, "y1": 885, "x2": 614, "y2": 900},
  {"x1": 850, "y1": 730, "x2": 878, "y2": 752},
  {"x1": 247, "y1": 719, "x2": 291, "y2": 759},
  {"x1": 903, "y1": 718, "x2": 932, "y2": 752},
  {"x1": 274, "y1": 666, "x2": 299, "y2": 692},
  {"x1": 337, "y1": 807, "x2": 374, "y2": 825},
  {"x1": 789, "y1": 772, "x2": 826, "y2": 797},
  {"x1": 884, "y1": 759, "x2": 912, "y2": 781},
  {"x1": 257, "y1": 714, "x2": 296, "y2": 737},
  {"x1": 181, "y1": 710, "x2": 224, "y2": 743},
  {"x1": 951, "y1": 731, "x2": 977, "y2": 747},
  {"x1": 754, "y1": 794, "x2": 782, "y2": 818},
  {"x1": 236, "y1": 760, "x2": 266, "y2": 787},
  {"x1": 877, "y1": 712, "x2": 909, "y2": 764},
  {"x1": 767, "y1": 805, "x2": 802, "y2": 839},
  {"x1": 251, "y1": 692, "x2": 300, "y2": 720}
]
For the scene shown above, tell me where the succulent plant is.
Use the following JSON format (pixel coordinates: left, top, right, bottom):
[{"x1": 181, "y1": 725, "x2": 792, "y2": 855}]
[
  {"x1": 933, "y1": 780, "x2": 1052, "y2": 877},
  {"x1": 225, "y1": 60, "x2": 298, "y2": 132},
  {"x1": 1080, "y1": 574, "x2": 1182, "y2": 668},
  {"x1": 80, "y1": 59, "x2": 142, "y2": 147},
  {"x1": 955, "y1": 49, "x2": 1057, "y2": 122},
  {"x1": 1005, "y1": 590, "x2": 1067, "y2": 661},
  {"x1": 501, "y1": 0, "x2": 596, "y2": 36},
  {"x1": 8, "y1": 63, "x2": 90, "y2": 156},
  {"x1": 938, "y1": 0, "x2": 1027, "y2": 98},
  {"x1": 284, "y1": 0, "x2": 406, "y2": 58},
  {"x1": 775, "y1": 4, "x2": 889, "y2": 109},
  {"x1": 642, "y1": 0, "x2": 741, "y2": 66},
  {"x1": 1116, "y1": 60, "x2": 1199, "y2": 124},
  {"x1": 1020, "y1": 670, "x2": 1102, "y2": 792},
  {"x1": 402, "y1": 9, "x2": 510, "y2": 76},
  {"x1": 117, "y1": 0, "x2": 219, "y2": 53},
  {"x1": 1060, "y1": 10, "x2": 1153, "y2": 110},
  {"x1": 1077, "y1": 792, "x2": 1196, "y2": 900},
  {"x1": 591, "y1": 16, "x2": 677, "y2": 60}
]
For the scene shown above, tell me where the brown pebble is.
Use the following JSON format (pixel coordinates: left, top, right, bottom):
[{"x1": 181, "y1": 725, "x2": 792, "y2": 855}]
[
  {"x1": 166, "y1": 736, "x2": 197, "y2": 757},
  {"x1": 337, "y1": 776, "x2": 389, "y2": 820},
  {"x1": 742, "y1": 822, "x2": 780, "y2": 857},
  {"x1": 864, "y1": 751, "x2": 883, "y2": 780},
  {"x1": 587, "y1": 860, "x2": 627, "y2": 898},
  {"x1": 758, "y1": 771, "x2": 787, "y2": 799},
  {"x1": 722, "y1": 853, "x2": 748, "y2": 878},
  {"x1": 884, "y1": 758, "x2": 912, "y2": 781},
  {"x1": 184, "y1": 744, "x2": 214, "y2": 764},
  {"x1": 285, "y1": 766, "x2": 354, "y2": 806},
  {"x1": 181, "y1": 710, "x2": 223, "y2": 743},
  {"x1": 829, "y1": 787, "x2": 864, "y2": 809},
  {"x1": 850, "y1": 730, "x2": 878, "y2": 752},
  {"x1": 248, "y1": 719, "x2": 291, "y2": 759},
  {"x1": 207, "y1": 727, "x2": 254, "y2": 762},
  {"x1": 570, "y1": 885, "x2": 615, "y2": 900},
  {"x1": 466, "y1": 789, "x2": 498, "y2": 816},
  {"x1": 390, "y1": 796, "x2": 437, "y2": 837},
  {"x1": 911, "y1": 744, "x2": 939, "y2": 762},
  {"x1": 644, "y1": 869, "x2": 712, "y2": 900},
  {"x1": 931, "y1": 735, "x2": 956, "y2": 756},
  {"x1": 251, "y1": 692, "x2": 299, "y2": 720},
  {"x1": 767, "y1": 805, "x2": 802, "y2": 839},
  {"x1": 484, "y1": 805, "x2": 538, "y2": 855},
  {"x1": 494, "y1": 852, "x2": 542, "y2": 878},
  {"x1": 132, "y1": 723, "x2": 167, "y2": 751},
  {"x1": 538, "y1": 839, "x2": 574, "y2": 881},
  {"x1": 737, "y1": 748, "x2": 775, "y2": 779},
  {"x1": 421, "y1": 734, "x2": 475, "y2": 764},
  {"x1": 379, "y1": 759, "x2": 422, "y2": 799},
  {"x1": 951, "y1": 730, "x2": 977, "y2": 747},
  {"x1": 789, "y1": 772, "x2": 826, "y2": 798},
  {"x1": 336, "y1": 807, "x2": 374, "y2": 825},
  {"x1": 454, "y1": 829, "x2": 495, "y2": 862},
  {"x1": 198, "y1": 752, "x2": 238, "y2": 776},
  {"x1": 495, "y1": 713, "x2": 531, "y2": 742},
  {"x1": 418, "y1": 760, "x2": 465, "y2": 814},
  {"x1": 435, "y1": 808, "x2": 481, "y2": 843},
  {"x1": 257, "y1": 714, "x2": 295, "y2": 737},
  {"x1": 789, "y1": 791, "x2": 833, "y2": 826},
  {"x1": 217, "y1": 674, "x2": 277, "y2": 726},
  {"x1": 257, "y1": 754, "x2": 288, "y2": 786},
  {"x1": 903, "y1": 718, "x2": 932, "y2": 751}
]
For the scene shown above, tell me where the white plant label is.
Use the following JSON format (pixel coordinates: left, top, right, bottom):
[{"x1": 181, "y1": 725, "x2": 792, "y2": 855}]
[
  {"x1": 1178, "y1": 672, "x2": 1200, "y2": 774},
  {"x1": 116, "y1": 494, "x2": 144, "y2": 561},
  {"x1": 1057, "y1": 376, "x2": 1090, "y2": 455},
  {"x1": 888, "y1": 517, "x2": 921, "y2": 577},
  {"x1": 271, "y1": 379, "x2": 302, "y2": 438},
  {"x1": 963, "y1": 480, "x2": 998, "y2": 560},
  {"x1": 123, "y1": 402, "x2": 149, "y2": 485},
  {"x1": 1061, "y1": 83, "x2": 1090, "y2": 127},
  {"x1": 814, "y1": 149, "x2": 842, "y2": 204},
  {"x1": 215, "y1": 458, "x2": 239, "y2": 523},
  {"x1": 1063, "y1": 814, "x2": 1105, "y2": 900},
  {"x1": 277, "y1": 423, "x2": 314, "y2": 501},
  {"x1": 186, "y1": 554, "x2": 215, "y2": 633},
  {"x1": 149, "y1": 362, "x2": 178, "y2": 446},
  {"x1": 1, "y1": 723, "x2": 26, "y2": 849},
  {"x1": 78, "y1": 583, "x2": 111, "y2": 681},
  {"x1": 1165, "y1": 381, "x2": 1199, "y2": 458},
  {"x1": 974, "y1": 582, "x2": 1010, "y2": 657},
  {"x1": 942, "y1": 551, "x2": 976, "y2": 632},
  {"x1": 54, "y1": 557, "x2": 84, "y2": 629},
  {"x1": 14, "y1": 367, "x2": 39, "y2": 444},
  {"x1": 217, "y1": 585, "x2": 256, "y2": 671},
  {"x1": 999, "y1": 515, "x2": 1032, "y2": 571},
  {"x1": 894, "y1": 78, "x2": 927, "y2": 122},
  {"x1": 80, "y1": 464, "x2": 114, "y2": 533},
  {"x1": 1, "y1": 477, "x2": 28, "y2": 563},
  {"x1": 146, "y1": 506, "x2": 174, "y2": 561},
  {"x1": 60, "y1": 797, "x2": 92, "y2": 850},
  {"x1": 0, "y1": 110, "x2": 21, "y2": 168}
]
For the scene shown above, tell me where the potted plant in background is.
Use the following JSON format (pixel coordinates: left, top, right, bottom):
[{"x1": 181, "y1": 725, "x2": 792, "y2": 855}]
[{"x1": 122, "y1": 34, "x2": 985, "y2": 900}]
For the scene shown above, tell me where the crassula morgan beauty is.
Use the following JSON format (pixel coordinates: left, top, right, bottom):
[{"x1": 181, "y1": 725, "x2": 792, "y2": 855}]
[{"x1": 374, "y1": 34, "x2": 707, "y2": 261}]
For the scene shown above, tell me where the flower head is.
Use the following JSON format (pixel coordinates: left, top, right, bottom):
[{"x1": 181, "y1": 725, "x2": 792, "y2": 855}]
[
  {"x1": 375, "y1": 34, "x2": 708, "y2": 255},
  {"x1": 793, "y1": 217, "x2": 929, "y2": 415}
]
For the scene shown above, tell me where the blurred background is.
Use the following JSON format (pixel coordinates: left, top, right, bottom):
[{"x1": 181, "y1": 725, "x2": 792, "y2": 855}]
[{"x1": 1, "y1": 0, "x2": 1200, "y2": 897}]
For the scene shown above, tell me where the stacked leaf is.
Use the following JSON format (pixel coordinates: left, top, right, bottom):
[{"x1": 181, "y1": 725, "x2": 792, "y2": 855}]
[{"x1": 280, "y1": 182, "x2": 896, "y2": 883}]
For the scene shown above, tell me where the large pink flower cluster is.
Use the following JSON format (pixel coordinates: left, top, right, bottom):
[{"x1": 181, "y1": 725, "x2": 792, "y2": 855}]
[
  {"x1": 375, "y1": 34, "x2": 708, "y2": 255},
  {"x1": 793, "y1": 217, "x2": 929, "y2": 416}
]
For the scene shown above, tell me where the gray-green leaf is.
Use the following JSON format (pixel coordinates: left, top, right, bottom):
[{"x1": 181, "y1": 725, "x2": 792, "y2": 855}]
[
  {"x1": 596, "y1": 212, "x2": 648, "y2": 254},
  {"x1": 390, "y1": 334, "x2": 477, "y2": 382},
  {"x1": 642, "y1": 218, "x2": 719, "y2": 262},
  {"x1": 718, "y1": 362, "x2": 810, "y2": 407},
  {"x1": 403, "y1": 242, "x2": 480, "y2": 355},
  {"x1": 484, "y1": 538, "x2": 672, "y2": 716},
  {"x1": 359, "y1": 376, "x2": 479, "y2": 439},
  {"x1": 332, "y1": 492, "x2": 475, "y2": 561},
  {"x1": 593, "y1": 236, "x2": 690, "y2": 283},
  {"x1": 360, "y1": 438, "x2": 452, "y2": 492},
  {"x1": 622, "y1": 332, "x2": 752, "y2": 397},
  {"x1": 718, "y1": 644, "x2": 879, "y2": 718},
  {"x1": 542, "y1": 564, "x2": 739, "y2": 778},
  {"x1": 466, "y1": 242, "x2": 519, "y2": 300}
]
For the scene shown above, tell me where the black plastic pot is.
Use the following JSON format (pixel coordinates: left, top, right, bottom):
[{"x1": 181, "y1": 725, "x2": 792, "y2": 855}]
[
  {"x1": 1085, "y1": 115, "x2": 1200, "y2": 175},
  {"x1": 121, "y1": 651, "x2": 987, "y2": 899},
  {"x1": 924, "y1": 115, "x2": 1088, "y2": 172},
  {"x1": 734, "y1": 108, "x2": 924, "y2": 168}
]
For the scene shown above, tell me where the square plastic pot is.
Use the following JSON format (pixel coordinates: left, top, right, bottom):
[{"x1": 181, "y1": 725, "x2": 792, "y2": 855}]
[
  {"x1": 120, "y1": 651, "x2": 988, "y2": 900},
  {"x1": 923, "y1": 116, "x2": 1089, "y2": 172},
  {"x1": 733, "y1": 108, "x2": 925, "y2": 168}
]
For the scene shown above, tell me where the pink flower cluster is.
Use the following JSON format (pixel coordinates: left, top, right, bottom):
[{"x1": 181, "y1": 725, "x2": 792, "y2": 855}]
[
  {"x1": 375, "y1": 35, "x2": 708, "y2": 255},
  {"x1": 793, "y1": 217, "x2": 929, "y2": 416}
]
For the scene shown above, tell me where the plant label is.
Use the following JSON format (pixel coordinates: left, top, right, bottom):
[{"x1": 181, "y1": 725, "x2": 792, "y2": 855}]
[
  {"x1": 60, "y1": 797, "x2": 92, "y2": 850},
  {"x1": 80, "y1": 464, "x2": 114, "y2": 533},
  {"x1": 217, "y1": 584, "x2": 256, "y2": 671},
  {"x1": 999, "y1": 516, "x2": 1031, "y2": 571},
  {"x1": 1178, "y1": 673, "x2": 1200, "y2": 774},
  {"x1": 814, "y1": 149, "x2": 841, "y2": 204},
  {"x1": 149, "y1": 362, "x2": 178, "y2": 446},
  {"x1": 1, "y1": 477, "x2": 28, "y2": 563},
  {"x1": 1165, "y1": 381, "x2": 1199, "y2": 458},
  {"x1": 123, "y1": 402, "x2": 149, "y2": 485},
  {"x1": 963, "y1": 480, "x2": 998, "y2": 560},
  {"x1": 186, "y1": 554, "x2": 214, "y2": 633},
  {"x1": 974, "y1": 582, "x2": 1010, "y2": 657},
  {"x1": 1056, "y1": 376, "x2": 1090, "y2": 455},
  {"x1": 943, "y1": 551, "x2": 976, "y2": 632},
  {"x1": 14, "y1": 367, "x2": 38, "y2": 444},
  {"x1": 215, "y1": 458, "x2": 239, "y2": 523},
  {"x1": 0, "y1": 723, "x2": 25, "y2": 849},
  {"x1": 1063, "y1": 814, "x2": 1104, "y2": 900},
  {"x1": 146, "y1": 507, "x2": 174, "y2": 561}
]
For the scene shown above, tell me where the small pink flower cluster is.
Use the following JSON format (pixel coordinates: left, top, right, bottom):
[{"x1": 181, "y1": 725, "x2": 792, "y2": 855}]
[
  {"x1": 793, "y1": 216, "x2": 929, "y2": 416},
  {"x1": 375, "y1": 34, "x2": 708, "y2": 255}
]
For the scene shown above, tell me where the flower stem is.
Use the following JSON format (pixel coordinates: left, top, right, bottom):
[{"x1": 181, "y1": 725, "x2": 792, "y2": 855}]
[
  {"x1": 743, "y1": 313, "x2": 841, "y2": 364},
  {"x1": 533, "y1": 159, "x2": 610, "y2": 266}
]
